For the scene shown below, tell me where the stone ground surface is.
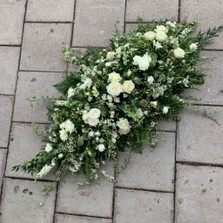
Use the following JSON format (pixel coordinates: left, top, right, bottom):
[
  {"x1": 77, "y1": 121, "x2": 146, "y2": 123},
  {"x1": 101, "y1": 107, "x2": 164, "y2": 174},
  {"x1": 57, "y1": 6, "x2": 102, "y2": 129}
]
[{"x1": 0, "y1": 0, "x2": 223, "y2": 222}]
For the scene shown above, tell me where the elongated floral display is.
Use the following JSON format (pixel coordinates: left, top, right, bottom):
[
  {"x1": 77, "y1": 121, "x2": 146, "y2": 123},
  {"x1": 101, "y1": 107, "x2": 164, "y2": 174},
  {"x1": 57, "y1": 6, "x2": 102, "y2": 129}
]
[{"x1": 13, "y1": 21, "x2": 222, "y2": 184}]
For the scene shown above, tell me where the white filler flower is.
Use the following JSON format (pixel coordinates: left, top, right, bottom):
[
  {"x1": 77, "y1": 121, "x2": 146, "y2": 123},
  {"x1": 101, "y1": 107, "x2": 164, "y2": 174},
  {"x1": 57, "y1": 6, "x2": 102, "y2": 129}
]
[
  {"x1": 162, "y1": 106, "x2": 169, "y2": 114},
  {"x1": 174, "y1": 47, "x2": 185, "y2": 58},
  {"x1": 189, "y1": 43, "x2": 198, "y2": 51},
  {"x1": 133, "y1": 53, "x2": 152, "y2": 71},
  {"x1": 79, "y1": 78, "x2": 92, "y2": 90},
  {"x1": 45, "y1": 143, "x2": 53, "y2": 153},
  {"x1": 59, "y1": 129, "x2": 68, "y2": 141},
  {"x1": 144, "y1": 31, "x2": 156, "y2": 41},
  {"x1": 97, "y1": 144, "x2": 106, "y2": 152},
  {"x1": 156, "y1": 31, "x2": 168, "y2": 42},
  {"x1": 67, "y1": 87, "x2": 75, "y2": 99},
  {"x1": 106, "y1": 82, "x2": 123, "y2": 97},
  {"x1": 60, "y1": 119, "x2": 75, "y2": 133},
  {"x1": 123, "y1": 80, "x2": 135, "y2": 94},
  {"x1": 117, "y1": 118, "x2": 131, "y2": 135},
  {"x1": 147, "y1": 76, "x2": 154, "y2": 84}
]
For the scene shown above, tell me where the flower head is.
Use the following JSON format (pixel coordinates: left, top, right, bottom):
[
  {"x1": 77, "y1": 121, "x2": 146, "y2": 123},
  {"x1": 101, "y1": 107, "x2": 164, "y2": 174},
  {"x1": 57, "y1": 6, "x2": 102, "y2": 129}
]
[
  {"x1": 174, "y1": 47, "x2": 185, "y2": 58},
  {"x1": 123, "y1": 80, "x2": 135, "y2": 94},
  {"x1": 108, "y1": 72, "x2": 122, "y2": 82},
  {"x1": 106, "y1": 82, "x2": 123, "y2": 97},
  {"x1": 133, "y1": 53, "x2": 152, "y2": 71},
  {"x1": 117, "y1": 118, "x2": 131, "y2": 135}
]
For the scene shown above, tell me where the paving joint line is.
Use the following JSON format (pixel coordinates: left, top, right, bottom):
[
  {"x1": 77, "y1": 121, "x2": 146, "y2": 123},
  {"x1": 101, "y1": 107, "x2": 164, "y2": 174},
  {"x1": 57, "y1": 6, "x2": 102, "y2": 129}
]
[
  {"x1": 190, "y1": 103, "x2": 223, "y2": 107},
  {"x1": 178, "y1": 0, "x2": 181, "y2": 23},
  {"x1": 115, "y1": 186, "x2": 173, "y2": 194},
  {"x1": 0, "y1": 94, "x2": 14, "y2": 97},
  {"x1": 71, "y1": 45, "x2": 106, "y2": 49},
  {"x1": 25, "y1": 21, "x2": 73, "y2": 24},
  {"x1": 0, "y1": 44, "x2": 21, "y2": 47},
  {"x1": 0, "y1": 0, "x2": 29, "y2": 206},
  {"x1": 55, "y1": 211, "x2": 112, "y2": 220},
  {"x1": 19, "y1": 69, "x2": 66, "y2": 73},
  {"x1": 4, "y1": 175, "x2": 55, "y2": 183},
  {"x1": 13, "y1": 121, "x2": 50, "y2": 125},
  {"x1": 123, "y1": 0, "x2": 128, "y2": 33},
  {"x1": 176, "y1": 161, "x2": 223, "y2": 168}
]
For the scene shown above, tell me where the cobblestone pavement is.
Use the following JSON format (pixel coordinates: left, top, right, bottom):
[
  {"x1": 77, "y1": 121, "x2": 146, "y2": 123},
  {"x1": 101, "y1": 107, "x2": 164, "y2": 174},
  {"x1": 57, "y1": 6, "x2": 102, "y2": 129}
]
[{"x1": 0, "y1": 1, "x2": 223, "y2": 222}]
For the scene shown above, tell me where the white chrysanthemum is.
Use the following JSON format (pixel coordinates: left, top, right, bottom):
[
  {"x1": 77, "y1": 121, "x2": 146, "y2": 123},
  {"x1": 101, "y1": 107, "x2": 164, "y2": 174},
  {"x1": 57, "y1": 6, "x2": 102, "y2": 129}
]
[
  {"x1": 88, "y1": 108, "x2": 101, "y2": 119},
  {"x1": 108, "y1": 72, "x2": 122, "y2": 82},
  {"x1": 79, "y1": 78, "x2": 92, "y2": 89},
  {"x1": 144, "y1": 31, "x2": 156, "y2": 41},
  {"x1": 155, "y1": 25, "x2": 168, "y2": 33},
  {"x1": 60, "y1": 119, "x2": 75, "y2": 133},
  {"x1": 117, "y1": 118, "x2": 131, "y2": 135},
  {"x1": 147, "y1": 76, "x2": 154, "y2": 84},
  {"x1": 88, "y1": 118, "x2": 99, "y2": 126},
  {"x1": 106, "y1": 51, "x2": 115, "y2": 61},
  {"x1": 123, "y1": 80, "x2": 135, "y2": 94},
  {"x1": 67, "y1": 87, "x2": 75, "y2": 99},
  {"x1": 106, "y1": 82, "x2": 123, "y2": 97},
  {"x1": 156, "y1": 31, "x2": 168, "y2": 42},
  {"x1": 59, "y1": 129, "x2": 68, "y2": 141},
  {"x1": 45, "y1": 143, "x2": 53, "y2": 153},
  {"x1": 189, "y1": 43, "x2": 198, "y2": 51},
  {"x1": 162, "y1": 106, "x2": 169, "y2": 114},
  {"x1": 174, "y1": 47, "x2": 185, "y2": 58},
  {"x1": 133, "y1": 53, "x2": 152, "y2": 71},
  {"x1": 97, "y1": 144, "x2": 105, "y2": 152}
]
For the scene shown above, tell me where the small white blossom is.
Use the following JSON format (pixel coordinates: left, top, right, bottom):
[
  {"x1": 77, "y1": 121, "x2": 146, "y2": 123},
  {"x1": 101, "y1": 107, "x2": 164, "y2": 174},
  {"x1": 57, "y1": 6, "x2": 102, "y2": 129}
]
[
  {"x1": 59, "y1": 129, "x2": 68, "y2": 141},
  {"x1": 155, "y1": 25, "x2": 168, "y2": 33},
  {"x1": 147, "y1": 76, "x2": 154, "y2": 84},
  {"x1": 117, "y1": 118, "x2": 131, "y2": 135},
  {"x1": 60, "y1": 119, "x2": 75, "y2": 133},
  {"x1": 97, "y1": 144, "x2": 106, "y2": 152},
  {"x1": 189, "y1": 43, "x2": 198, "y2": 51},
  {"x1": 67, "y1": 87, "x2": 75, "y2": 99},
  {"x1": 153, "y1": 41, "x2": 163, "y2": 49},
  {"x1": 88, "y1": 131, "x2": 94, "y2": 137},
  {"x1": 150, "y1": 101, "x2": 158, "y2": 108},
  {"x1": 45, "y1": 143, "x2": 53, "y2": 153},
  {"x1": 102, "y1": 94, "x2": 107, "y2": 101},
  {"x1": 163, "y1": 106, "x2": 169, "y2": 114},
  {"x1": 79, "y1": 78, "x2": 92, "y2": 90},
  {"x1": 58, "y1": 153, "x2": 63, "y2": 159},
  {"x1": 114, "y1": 97, "x2": 120, "y2": 103},
  {"x1": 95, "y1": 131, "x2": 101, "y2": 136},
  {"x1": 106, "y1": 51, "x2": 115, "y2": 61},
  {"x1": 133, "y1": 53, "x2": 152, "y2": 71}
]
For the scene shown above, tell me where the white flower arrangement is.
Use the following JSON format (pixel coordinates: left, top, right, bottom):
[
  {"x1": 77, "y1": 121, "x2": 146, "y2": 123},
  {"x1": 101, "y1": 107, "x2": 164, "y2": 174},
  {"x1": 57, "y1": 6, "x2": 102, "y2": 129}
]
[{"x1": 13, "y1": 20, "x2": 223, "y2": 189}]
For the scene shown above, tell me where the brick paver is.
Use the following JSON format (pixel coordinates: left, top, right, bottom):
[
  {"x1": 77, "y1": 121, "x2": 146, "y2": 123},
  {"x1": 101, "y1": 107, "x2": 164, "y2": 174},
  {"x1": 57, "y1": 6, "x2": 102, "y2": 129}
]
[
  {"x1": 0, "y1": 47, "x2": 20, "y2": 94},
  {"x1": 175, "y1": 164, "x2": 223, "y2": 223},
  {"x1": 20, "y1": 23, "x2": 71, "y2": 71},
  {"x1": 13, "y1": 72, "x2": 64, "y2": 123},
  {"x1": 0, "y1": 96, "x2": 13, "y2": 148},
  {"x1": 0, "y1": 1, "x2": 222, "y2": 222}
]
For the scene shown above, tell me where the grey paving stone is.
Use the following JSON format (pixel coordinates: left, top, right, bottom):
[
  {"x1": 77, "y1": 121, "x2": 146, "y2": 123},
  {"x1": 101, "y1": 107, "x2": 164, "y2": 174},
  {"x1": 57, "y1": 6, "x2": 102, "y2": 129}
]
[
  {"x1": 13, "y1": 72, "x2": 64, "y2": 123},
  {"x1": 0, "y1": 95, "x2": 13, "y2": 147},
  {"x1": 181, "y1": 0, "x2": 223, "y2": 49},
  {"x1": 0, "y1": 149, "x2": 7, "y2": 193},
  {"x1": 55, "y1": 214, "x2": 112, "y2": 223},
  {"x1": 114, "y1": 189, "x2": 173, "y2": 223},
  {"x1": 0, "y1": 46, "x2": 20, "y2": 94},
  {"x1": 72, "y1": 0, "x2": 125, "y2": 47},
  {"x1": 57, "y1": 163, "x2": 114, "y2": 218},
  {"x1": 156, "y1": 120, "x2": 176, "y2": 131},
  {"x1": 177, "y1": 107, "x2": 223, "y2": 165},
  {"x1": 26, "y1": 0, "x2": 75, "y2": 22},
  {"x1": 5, "y1": 123, "x2": 55, "y2": 180},
  {"x1": 20, "y1": 23, "x2": 71, "y2": 71},
  {"x1": 117, "y1": 133, "x2": 175, "y2": 191},
  {"x1": 175, "y1": 164, "x2": 223, "y2": 223},
  {"x1": 0, "y1": 178, "x2": 56, "y2": 223},
  {"x1": 185, "y1": 51, "x2": 223, "y2": 105},
  {"x1": 126, "y1": 0, "x2": 178, "y2": 22},
  {"x1": 0, "y1": 0, "x2": 25, "y2": 44}
]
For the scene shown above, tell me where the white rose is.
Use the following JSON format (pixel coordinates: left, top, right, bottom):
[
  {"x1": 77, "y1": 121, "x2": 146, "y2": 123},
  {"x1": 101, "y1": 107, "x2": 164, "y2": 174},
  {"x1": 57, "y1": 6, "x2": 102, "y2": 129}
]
[
  {"x1": 162, "y1": 106, "x2": 169, "y2": 114},
  {"x1": 147, "y1": 76, "x2": 154, "y2": 84},
  {"x1": 97, "y1": 144, "x2": 105, "y2": 152},
  {"x1": 106, "y1": 51, "x2": 115, "y2": 61},
  {"x1": 156, "y1": 31, "x2": 168, "y2": 42},
  {"x1": 133, "y1": 53, "x2": 152, "y2": 71},
  {"x1": 88, "y1": 118, "x2": 99, "y2": 126},
  {"x1": 108, "y1": 72, "x2": 122, "y2": 82},
  {"x1": 79, "y1": 78, "x2": 92, "y2": 89},
  {"x1": 88, "y1": 108, "x2": 101, "y2": 119},
  {"x1": 60, "y1": 119, "x2": 75, "y2": 133},
  {"x1": 106, "y1": 82, "x2": 123, "y2": 97},
  {"x1": 155, "y1": 25, "x2": 168, "y2": 33},
  {"x1": 174, "y1": 47, "x2": 185, "y2": 58},
  {"x1": 45, "y1": 143, "x2": 53, "y2": 153},
  {"x1": 189, "y1": 43, "x2": 198, "y2": 51},
  {"x1": 117, "y1": 118, "x2": 131, "y2": 135},
  {"x1": 123, "y1": 80, "x2": 135, "y2": 94},
  {"x1": 67, "y1": 87, "x2": 75, "y2": 99},
  {"x1": 144, "y1": 31, "x2": 156, "y2": 41},
  {"x1": 59, "y1": 129, "x2": 68, "y2": 141}
]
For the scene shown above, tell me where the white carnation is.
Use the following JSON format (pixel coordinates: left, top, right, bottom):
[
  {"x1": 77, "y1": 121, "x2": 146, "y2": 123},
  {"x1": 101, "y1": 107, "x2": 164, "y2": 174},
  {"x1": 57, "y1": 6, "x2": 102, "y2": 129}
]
[
  {"x1": 108, "y1": 72, "x2": 122, "y2": 82},
  {"x1": 106, "y1": 82, "x2": 123, "y2": 97},
  {"x1": 45, "y1": 143, "x2": 53, "y2": 153},
  {"x1": 88, "y1": 108, "x2": 101, "y2": 119},
  {"x1": 67, "y1": 87, "x2": 75, "y2": 99},
  {"x1": 123, "y1": 80, "x2": 135, "y2": 94},
  {"x1": 163, "y1": 106, "x2": 169, "y2": 114},
  {"x1": 60, "y1": 119, "x2": 75, "y2": 133},
  {"x1": 117, "y1": 118, "x2": 131, "y2": 135},
  {"x1": 144, "y1": 31, "x2": 156, "y2": 41},
  {"x1": 133, "y1": 53, "x2": 152, "y2": 71},
  {"x1": 147, "y1": 76, "x2": 154, "y2": 84},
  {"x1": 155, "y1": 25, "x2": 168, "y2": 33},
  {"x1": 189, "y1": 43, "x2": 198, "y2": 51},
  {"x1": 97, "y1": 144, "x2": 106, "y2": 152},
  {"x1": 106, "y1": 51, "x2": 115, "y2": 61},
  {"x1": 156, "y1": 31, "x2": 168, "y2": 42},
  {"x1": 174, "y1": 47, "x2": 185, "y2": 58},
  {"x1": 59, "y1": 129, "x2": 68, "y2": 141}
]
